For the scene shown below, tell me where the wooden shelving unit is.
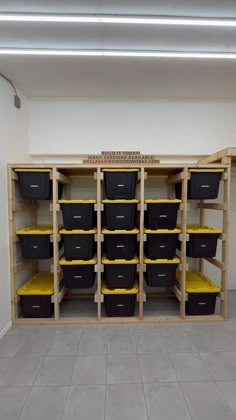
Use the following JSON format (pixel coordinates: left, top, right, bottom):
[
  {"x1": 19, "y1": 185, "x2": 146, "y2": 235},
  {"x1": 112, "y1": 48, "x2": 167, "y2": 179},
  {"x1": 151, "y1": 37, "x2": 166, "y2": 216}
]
[{"x1": 8, "y1": 161, "x2": 230, "y2": 325}]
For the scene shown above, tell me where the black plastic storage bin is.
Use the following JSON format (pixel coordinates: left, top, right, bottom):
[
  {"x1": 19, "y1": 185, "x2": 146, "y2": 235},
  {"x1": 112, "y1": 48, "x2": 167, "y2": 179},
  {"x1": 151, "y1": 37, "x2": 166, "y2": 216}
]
[
  {"x1": 144, "y1": 228, "x2": 181, "y2": 259},
  {"x1": 144, "y1": 257, "x2": 180, "y2": 287},
  {"x1": 103, "y1": 169, "x2": 138, "y2": 199},
  {"x1": 183, "y1": 271, "x2": 220, "y2": 315},
  {"x1": 17, "y1": 273, "x2": 55, "y2": 318},
  {"x1": 102, "y1": 282, "x2": 138, "y2": 317},
  {"x1": 15, "y1": 169, "x2": 63, "y2": 200},
  {"x1": 60, "y1": 229, "x2": 96, "y2": 259},
  {"x1": 178, "y1": 225, "x2": 221, "y2": 258},
  {"x1": 145, "y1": 199, "x2": 181, "y2": 230},
  {"x1": 175, "y1": 169, "x2": 223, "y2": 200},
  {"x1": 59, "y1": 200, "x2": 96, "y2": 230},
  {"x1": 59, "y1": 257, "x2": 96, "y2": 289},
  {"x1": 102, "y1": 229, "x2": 138, "y2": 260},
  {"x1": 102, "y1": 256, "x2": 138, "y2": 289},
  {"x1": 16, "y1": 225, "x2": 55, "y2": 259},
  {"x1": 103, "y1": 199, "x2": 138, "y2": 230}
]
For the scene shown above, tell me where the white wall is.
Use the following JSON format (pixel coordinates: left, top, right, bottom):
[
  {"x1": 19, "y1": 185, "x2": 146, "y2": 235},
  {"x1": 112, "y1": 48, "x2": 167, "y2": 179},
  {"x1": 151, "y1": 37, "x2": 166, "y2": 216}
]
[
  {"x1": 29, "y1": 98, "x2": 236, "y2": 155},
  {"x1": 0, "y1": 79, "x2": 29, "y2": 336}
]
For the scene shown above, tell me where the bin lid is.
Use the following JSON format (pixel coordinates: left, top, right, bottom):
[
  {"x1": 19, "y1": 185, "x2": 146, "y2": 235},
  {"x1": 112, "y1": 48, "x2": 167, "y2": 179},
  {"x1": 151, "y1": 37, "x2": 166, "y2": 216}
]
[
  {"x1": 16, "y1": 225, "x2": 53, "y2": 235},
  {"x1": 102, "y1": 282, "x2": 139, "y2": 294},
  {"x1": 58, "y1": 199, "x2": 96, "y2": 204},
  {"x1": 15, "y1": 169, "x2": 51, "y2": 173},
  {"x1": 59, "y1": 257, "x2": 96, "y2": 265},
  {"x1": 189, "y1": 169, "x2": 224, "y2": 173},
  {"x1": 102, "y1": 168, "x2": 139, "y2": 172},
  {"x1": 102, "y1": 199, "x2": 139, "y2": 203},
  {"x1": 102, "y1": 256, "x2": 139, "y2": 264},
  {"x1": 102, "y1": 228, "x2": 139, "y2": 234},
  {"x1": 177, "y1": 270, "x2": 221, "y2": 293},
  {"x1": 17, "y1": 272, "x2": 55, "y2": 295},
  {"x1": 144, "y1": 228, "x2": 181, "y2": 234},
  {"x1": 59, "y1": 228, "x2": 97, "y2": 234},
  {"x1": 186, "y1": 224, "x2": 222, "y2": 234},
  {"x1": 144, "y1": 257, "x2": 180, "y2": 264},
  {"x1": 144, "y1": 199, "x2": 182, "y2": 203}
]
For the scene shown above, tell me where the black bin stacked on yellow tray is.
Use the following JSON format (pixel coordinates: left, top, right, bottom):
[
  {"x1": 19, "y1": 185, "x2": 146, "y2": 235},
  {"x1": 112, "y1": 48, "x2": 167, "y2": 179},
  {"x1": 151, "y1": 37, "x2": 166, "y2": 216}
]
[
  {"x1": 102, "y1": 169, "x2": 139, "y2": 317},
  {"x1": 58, "y1": 200, "x2": 97, "y2": 289},
  {"x1": 144, "y1": 199, "x2": 181, "y2": 288},
  {"x1": 175, "y1": 169, "x2": 224, "y2": 315},
  {"x1": 15, "y1": 169, "x2": 63, "y2": 318}
]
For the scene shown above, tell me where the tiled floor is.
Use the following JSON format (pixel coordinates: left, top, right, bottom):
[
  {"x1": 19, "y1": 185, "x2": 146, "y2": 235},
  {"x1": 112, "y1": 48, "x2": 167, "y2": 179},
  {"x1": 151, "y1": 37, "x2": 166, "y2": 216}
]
[{"x1": 0, "y1": 292, "x2": 236, "y2": 419}]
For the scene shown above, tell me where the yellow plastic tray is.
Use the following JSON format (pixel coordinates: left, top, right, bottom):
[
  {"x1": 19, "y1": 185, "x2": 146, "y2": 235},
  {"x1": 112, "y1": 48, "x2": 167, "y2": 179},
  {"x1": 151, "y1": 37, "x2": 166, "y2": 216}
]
[
  {"x1": 186, "y1": 224, "x2": 222, "y2": 234},
  {"x1": 144, "y1": 257, "x2": 180, "y2": 264},
  {"x1": 179, "y1": 271, "x2": 221, "y2": 293},
  {"x1": 102, "y1": 228, "x2": 139, "y2": 234},
  {"x1": 102, "y1": 282, "x2": 139, "y2": 294},
  {"x1": 145, "y1": 199, "x2": 182, "y2": 203},
  {"x1": 58, "y1": 200, "x2": 96, "y2": 204},
  {"x1": 17, "y1": 273, "x2": 55, "y2": 295},
  {"x1": 59, "y1": 257, "x2": 96, "y2": 265},
  {"x1": 144, "y1": 228, "x2": 181, "y2": 234},
  {"x1": 102, "y1": 168, "x2": 139, "y2": 172},
  {"x1": 15, "y1": 169, "x2": 51, "y2": 173},
  {"x1": 102, "y1": 199, "x2": 139, "y2": 204},
  {"x1": 59, "y1": 228, "x2": 96, "y2": 234},
  {"x1": 189, "y1": 169, "x2": 224, "y2": 173},
  {"x1": 16, "y1": 225, "x2": 53, "y2": 235},
  {"x1": 102, "y1": 256, "x2": 138, "y2": 264}
]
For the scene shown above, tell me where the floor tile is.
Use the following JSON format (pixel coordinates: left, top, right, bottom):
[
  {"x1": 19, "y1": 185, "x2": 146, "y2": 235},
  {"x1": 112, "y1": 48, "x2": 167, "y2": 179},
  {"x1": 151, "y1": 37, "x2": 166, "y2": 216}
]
[
  {"x1": 135, "y1": 331, "x2": 166, "y2": 353},
  {"x1": 139, "y1": 353, "x2": 177, "y2": 383},
  {"x1": 161, "y1": 331, "x2": 197, "y2": 353},
  {"x1": 189, "y1": 330, "x2": 236, "y2": 352},
  {"x1": 6, "y1": 326, "x2": 33, "y2": 335},
  {"x1": 217, "y1": 381, "x2": 236, "y2": 417},
  {"x1": 133, "y1": 324, "x2": 160, "y2": 335},
  {"x1": 144, "y1": 382, "x2": 191, "y2": 420},
  {"x1": 15, "y1": 331, "x2": 54, "y2": 357},
  {"x1": 200, "y1": 352, "x2": 236, "y2": 381},
  {"x1": 106, "y1": 384, "x2": 148, "y2": 420},
  {"x1": 170, "y1": 352, "x2": 213, "y2": 382},
  {"x1": 181, "y1": 381, "x2": 236, "y2": 420},
  {"x1": 0, "y1": 356, "x2": 43, "y2": 387},
  {"x1": 34, "y1": 355, "x2": 76, "y2": 386},
  {"x1": 62, "y1": 385, "x2": 105, "y2": 420},
  {"x1": 19, "y1": 386, "x2": 68, "y2": 420},
  {"x1": 0, "y1": 387, "x2": 30, "y2": 419},
  {"x1": 78, "y1": 330, "x2": 108, "y2": 355},
  {"x1": 71, "y1": 355, "x2": 106, "y2": 385},
  {"x1": 108, "y1": 332, "x2": 137, "y2": 354},
  {"x1": 0, "y1": 334, "x2": 25, "y2": 357},
  {"x1": 107, "y1": 354, "x2": 141, "y2": 384},
  {"x1": 55, "y1": 325, "x2": 83, "y2": 335},
  {"x1": 47, "y1": 333, "x2": 80, "y2": 356},
  {"x1": 0, "y1": 358, "x2": 12, "y2": 376}
]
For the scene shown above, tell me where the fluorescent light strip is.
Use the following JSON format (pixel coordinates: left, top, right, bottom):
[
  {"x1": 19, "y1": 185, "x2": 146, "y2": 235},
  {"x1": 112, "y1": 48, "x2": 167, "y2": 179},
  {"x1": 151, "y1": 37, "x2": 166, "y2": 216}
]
[
  {"x1": 0, "y1": 49, "x2": 236, "y2": 59},
  {"x1": 1, "y1": 13, "x2": 236, "y2": 27}
]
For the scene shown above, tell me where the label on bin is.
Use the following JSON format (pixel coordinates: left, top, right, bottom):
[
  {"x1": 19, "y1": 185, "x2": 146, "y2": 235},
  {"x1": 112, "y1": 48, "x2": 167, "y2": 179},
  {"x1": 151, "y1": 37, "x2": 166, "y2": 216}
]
[
  {"x1": 116, "y1": 216, "x2": 125, "y2": 218},
  {"x1": 117, "y1": 304, "x2": 124, "y2": 307},
  {"x1": 32, "y1": 305, "x2": 40, "y2": 308},
  {"x1": 75, "y1": 246, "x2": 81, "y2": 249},
  {"x1": 201, "y1": 244, "x2": 207, "y2": 247},
  {"x1": 118, "y1": 275, "x2": 124, "y2": 278},
  {"x1": 74, "y1": 275, "x2": 82, "y2": 278},
  {"x1": 33, "y1": 245, "x2": 38, "y2": 249},
  {"x1": 159, "y1": 245, "x2": 166, "y2": 248},
  {"x1": 30, "y1": 184, "x2": 39, "y2": 188},
  {"x1": 117, "y1": 184, "x2": 125, "y2": 187},
  {"x1": 159, "y1": 215, "x2": 167, "y2": 218},
  {"x1": 73, "y1": 215, "x2": 82, "y2": 218},
  {"x1": 198, "y1": 302, "x2": 207, "y2": 305},
  {"x1": 201, "y1": 185, "x2": 210, "y2": 188},
  {"x1": 116, "y1": 245, "x2": 125, "y2": 248},
  {"x1": 158, "y1": 274, "x2": 166, "y2": 277}
]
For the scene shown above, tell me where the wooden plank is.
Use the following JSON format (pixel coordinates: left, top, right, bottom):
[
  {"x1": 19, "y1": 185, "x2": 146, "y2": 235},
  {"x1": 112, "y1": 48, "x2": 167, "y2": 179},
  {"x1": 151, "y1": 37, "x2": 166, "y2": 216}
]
[
  {"x1": 198, "y1": 148, "x2": 229, "y2": 164},
  {"x1": 221, "y1": 165, "x2": 231, "y2": 319},
  {"x1": 172, "y1": 285, "x2": 188, "y2": 302},
  {"x1": 179, "y1": 167, "x2": 188, "y2": 319},
  {"x1": 166, "y1": 171, "x2": 185, "y2": 185},
  {"x1": 198, "y1": 203, "x2": 225, "y2": 211},
  {"x1": 13, "y1": 260, "x2": 32, "y2": 273},
  {"x1": 96, "y1": 168, "x2": 102, "y2": 320},
  {"x1": 8, "y1": 167, "x2": 17, "y2": 322},
  {"x1": 138, "y1": 168, "x2": 145, "y2": 320},
  {"x1": 13, "y1": 202, "x2": 35, "y2": 212},
  {"x1": 51, "y1": 286, "x2": 66, "y2": 304},
  {"x1": 205, "y1": 257, "x2": 224, "y2": 270},
  {"x1": 54, "y1": 171, "x2": 71, "y2": 184},
  {"x1": 199, "y1": 200, "x2": 205, "y2": 274},
  {"x1": 52, "y1": 167, "x2": 60, "y2": 320}
]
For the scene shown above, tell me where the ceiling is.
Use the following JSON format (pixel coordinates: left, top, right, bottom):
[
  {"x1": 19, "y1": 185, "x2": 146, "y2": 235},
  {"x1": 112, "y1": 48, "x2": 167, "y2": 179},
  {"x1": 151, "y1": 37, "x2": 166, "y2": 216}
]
[{"x1": 1, "y1": 0, "x2": 236, "y2": 98}]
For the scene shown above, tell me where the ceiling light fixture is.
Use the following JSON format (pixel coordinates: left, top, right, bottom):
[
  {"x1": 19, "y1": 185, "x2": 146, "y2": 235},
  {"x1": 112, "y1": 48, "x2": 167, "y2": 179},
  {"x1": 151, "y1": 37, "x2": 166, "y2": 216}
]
[
  {"x1": 0, "y1": 48, "x2": 236, "y2": 59},
  {"x1": 0, "y1": 13, "x2": 236, "y2": 27}
]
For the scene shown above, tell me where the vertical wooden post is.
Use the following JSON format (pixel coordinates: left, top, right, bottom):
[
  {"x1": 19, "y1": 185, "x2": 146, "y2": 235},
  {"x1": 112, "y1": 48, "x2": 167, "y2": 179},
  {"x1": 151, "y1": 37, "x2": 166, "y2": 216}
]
[
  {"x1": 96, "y1": 168, "x2": 102, "y2": 320},
  {"x1": 139, "y1": 168, "x2": 145, "y2": 320},
  {"x1": 52, "y1": 168, "x2": 59, "y2": 320},
  {"x1": 180, "y1": 168, "x2": 188, "y2": 319},
  {"x1": 199, "y1": 200, "x2": 205, "y2": 274},
  {"x1": 8, "y1": 167, "x2": 17, "y2": 322},
  {"x1": 221, "y1": 163, "x2": 231, "y2": 319}
]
